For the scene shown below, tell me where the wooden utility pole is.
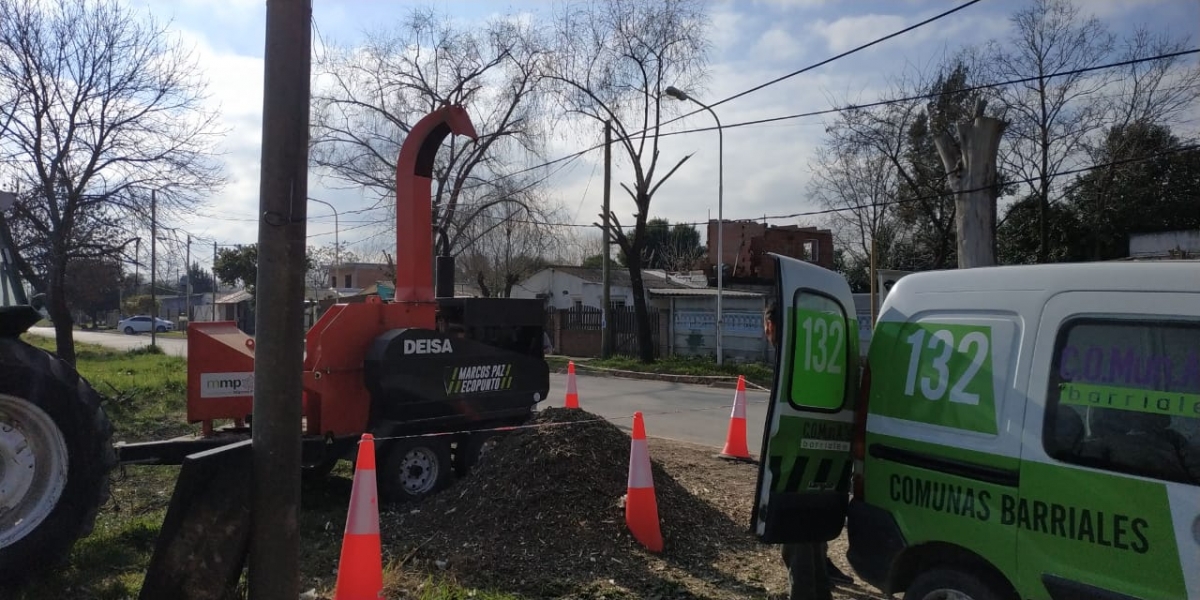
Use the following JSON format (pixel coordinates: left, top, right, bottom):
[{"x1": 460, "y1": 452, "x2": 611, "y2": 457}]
[
  {"x1": 150, "y1": 191, "x2": 157, "y2": 348},
  {"x1": 185, "y1": 234, "x2": 191, "y2": 324},
  {"x1": 249, "y1": 0, "x2": 311, "y2": 597},
  {"x1": 601, "y1": 120, "x2": 612, "y2": 359},
  {"x1": 212, "y1": 241, "x2": 218, "y2": 319},
  {"x1": 934, "y1": 99, "x2": 1007, "y2": 268}
]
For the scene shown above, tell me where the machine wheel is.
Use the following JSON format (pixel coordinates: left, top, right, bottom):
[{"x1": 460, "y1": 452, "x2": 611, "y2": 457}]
[
  {"x1": 0, "y1": 337, "x2": 115, "y2": 585},
  {"x1": 378, "y1": 438, "x2": 452, "y2": 503},
  {"x1": 123, "y1": 326, "x2": 134, "y2": 335},
  {"x1": 454, "y1": 431, "x2": 499, "y2": 478},
  {"x1": 904, "y1": 568, "x2": 1011, "y2": 600}
]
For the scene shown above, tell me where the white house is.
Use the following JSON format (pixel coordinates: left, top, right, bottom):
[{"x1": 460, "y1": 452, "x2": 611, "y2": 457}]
[{"x1": 513, "y1": 266, "x2": 674, "y2": 309}]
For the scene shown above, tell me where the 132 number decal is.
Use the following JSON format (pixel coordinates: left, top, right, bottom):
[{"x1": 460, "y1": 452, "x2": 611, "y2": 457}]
[
  {"x1": 903, "y1": 328, "x2": 989, "y2": 405},
  {"x1": 800, "y1": 315, "x2": 844, "y2": 375}
]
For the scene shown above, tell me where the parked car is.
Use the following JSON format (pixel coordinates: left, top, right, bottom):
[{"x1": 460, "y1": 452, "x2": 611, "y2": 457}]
[{"x1": 117, "y1": 315, "x2": 174, "y2": 334}]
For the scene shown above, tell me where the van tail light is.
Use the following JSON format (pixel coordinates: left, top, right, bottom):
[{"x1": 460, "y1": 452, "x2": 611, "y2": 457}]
[{"x1": 851, "y1": 361, "x2": 871, "y2": 499}]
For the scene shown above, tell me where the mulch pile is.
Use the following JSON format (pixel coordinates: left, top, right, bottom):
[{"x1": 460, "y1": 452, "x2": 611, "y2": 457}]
[{"x1": 380, "y1": 408, "x2": 773, "y2": 599}]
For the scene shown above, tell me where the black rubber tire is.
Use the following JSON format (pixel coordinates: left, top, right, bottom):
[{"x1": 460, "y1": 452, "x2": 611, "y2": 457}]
[
  {"x1": 377, "y1": 438, "x2": 453, "y2": 503},
  {"x1": 123, "y1": 326, "x2": 134, "y2": 335},
  {"x1": 454, "y1": 431, "x2": 499, "y2": 478},
  {"x1": 0, "y1": 337, "x2": 115, "y2": 585},
  {"x1": 904, "y1": 568, "x2": 1010, "y2": 600},
  {"x1": 155, "y1": 326, "x2": 166, "y2": 333}
]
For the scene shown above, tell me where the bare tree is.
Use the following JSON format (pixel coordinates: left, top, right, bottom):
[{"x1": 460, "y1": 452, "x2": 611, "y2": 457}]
[
  {"x1": 456, "y1": 199, "x2": 560, "y2": 298},
  {"x1": 809, "y1": 127, "x2": 901, "y2": 271},
  {"x1": 0, "y1": 0, "x2": 223, "y2": 364},
  {"x1": 311, "y1": 7, "x2": 550, "y2": 260},
  {"x1": 984, "y1": 0, "x2": 1116, "y2": 262},
  {"x1": 305, "y1": 241, "x2": 360, "y2": 292},
  {"x1": 546, "y1": 0, "x2": 709, "y2": 363}
]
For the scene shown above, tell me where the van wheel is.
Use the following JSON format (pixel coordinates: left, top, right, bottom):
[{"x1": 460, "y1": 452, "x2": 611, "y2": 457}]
[
  {"x1": 904, "y1": 568, "x2": 1010, "y2": 600},
  {"x1": 378, "y1": 438, "x2": 452, "y2": 503}
]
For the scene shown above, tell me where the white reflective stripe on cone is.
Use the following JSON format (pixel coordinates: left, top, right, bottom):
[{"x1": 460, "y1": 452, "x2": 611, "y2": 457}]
[
  {"x1": 566, "y1": 375, "x2": 577, "y2": 394},
  {"x1": 627, "y1": 440, "x2": 654, "y2": 489},
  {"x1": 346, "y1": 469, "x2": 380, "y2": 535},
  {"x1": 730, "y1": 389, "x2": 747, "y2": 419}
]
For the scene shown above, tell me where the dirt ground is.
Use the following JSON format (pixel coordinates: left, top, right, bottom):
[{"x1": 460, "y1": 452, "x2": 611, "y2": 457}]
[{"x1": 379, "y1": 409, "x2": 888, "y2": 600}]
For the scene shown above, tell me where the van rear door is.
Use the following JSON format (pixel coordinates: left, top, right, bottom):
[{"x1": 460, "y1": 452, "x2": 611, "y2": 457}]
[{"x1": 753, "y1": 254, "x2": 859, "y2": 543}]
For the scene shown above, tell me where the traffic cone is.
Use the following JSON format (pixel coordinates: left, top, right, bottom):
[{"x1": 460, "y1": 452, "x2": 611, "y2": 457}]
[
  {"x1": 719, "y1": 375, "x2": 752, "y2": 461},
  {"x1": 334, "y1": 434, "x2": 384, "y2": 600},
  {"x1": 565, "y1": 361, "x2": 580, "y2": 409},
  {"x1": 626, "y1": 411, "x2": 663, "y2": 552}
]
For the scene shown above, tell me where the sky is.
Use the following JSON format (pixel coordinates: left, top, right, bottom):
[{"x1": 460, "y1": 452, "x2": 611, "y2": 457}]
[{"x1": 123, "y1": 0, "x2": 1200, "y2": 270}]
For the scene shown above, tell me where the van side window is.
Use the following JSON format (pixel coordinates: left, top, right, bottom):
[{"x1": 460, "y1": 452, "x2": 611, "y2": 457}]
[
  {"x1": 787, "y1": 290, "x2": 850, "y2": 412},
  {"x1": 1043, "y1": 318, "x2": 1200, "y2": 486}
]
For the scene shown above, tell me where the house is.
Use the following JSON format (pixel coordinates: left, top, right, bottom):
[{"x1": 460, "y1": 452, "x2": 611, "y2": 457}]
[
  {"x1": 706, "y1": 221, "x2": 835, "y2": 281},
  {"x1": 1128, "y1": 230, "x2": 1199, "y2": 259},
  {"x1": 515, "y1": 266, "x2": 772, "y2": 363},
  {"x1": 328, "y1": 262, "x2": 391, "y2": 291},
  {"x1": 511, "y1": 266, "x2": 692, "y2": 310}
]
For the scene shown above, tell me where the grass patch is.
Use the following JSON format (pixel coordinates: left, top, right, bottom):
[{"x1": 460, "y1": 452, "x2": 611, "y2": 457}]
[
  {"x1": 7, "y1": 335, "x2": 535, "y2": 600},
  {"x1": 549, "y1": 354, "x2": 774, "y2": 388},
  {"x1": 22, "y1": 335, "x2": 193, "y2": 441}
]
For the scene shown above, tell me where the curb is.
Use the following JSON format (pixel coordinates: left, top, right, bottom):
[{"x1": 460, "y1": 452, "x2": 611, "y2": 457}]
[{"x1": 553, "y1": 364, "x2": 770, "y2": 391}]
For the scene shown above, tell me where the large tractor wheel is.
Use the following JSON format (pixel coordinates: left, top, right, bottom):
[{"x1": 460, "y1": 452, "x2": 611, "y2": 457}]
[{"x1": 0, "y1": 337, "x2": 115, "y2": 585}]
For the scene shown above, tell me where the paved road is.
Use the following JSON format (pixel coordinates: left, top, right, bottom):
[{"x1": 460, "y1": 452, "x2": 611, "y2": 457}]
[
  {"x1": 26, "y1": 326, "x2": 189, "y2": 357},
  {"x1": 545, "y1": 374, "x2": 770, "y2": 455},
  {"x1": 25, "y1": 327, "x2": 771, "y2": 453}
]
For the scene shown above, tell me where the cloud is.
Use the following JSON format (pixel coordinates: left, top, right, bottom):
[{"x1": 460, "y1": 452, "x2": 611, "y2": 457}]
[
  {"x1": 751, "y1": 28, "x2": 805, "y2": 62},
  {"x1": 808, "y1": 14, "x2": 909, "y2": 54}
]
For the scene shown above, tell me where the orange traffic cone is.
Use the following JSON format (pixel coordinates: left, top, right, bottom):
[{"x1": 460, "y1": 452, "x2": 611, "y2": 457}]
[
  {"x1": 334, "y1": 434, "x2": 384, "y2": 600},
  {"x1": 625, "y1": 411, "x2": 663, "y2": 552},
  {"x1": 719, "y1": 375, "x2": 752, "y2": 461},
  {"x1": 565, "y1": 361, "x2": 580, "y2": 409}
]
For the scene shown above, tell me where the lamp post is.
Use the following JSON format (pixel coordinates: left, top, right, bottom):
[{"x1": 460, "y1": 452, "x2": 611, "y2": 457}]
[
  {"x1": 307, "y1": 197, "x2": 339, "y2": 283},
  {"x1": 664, "y1": 86, "x2": 725, "y2": 365}
]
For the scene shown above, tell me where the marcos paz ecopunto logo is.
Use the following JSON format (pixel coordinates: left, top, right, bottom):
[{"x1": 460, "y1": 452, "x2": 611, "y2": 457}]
[
  {"x1": 446, "y1": 364, "x2": 513, "y2": 394},
  {"x1": 200, "y1": 372, "x2": 255, "y2": 398}
]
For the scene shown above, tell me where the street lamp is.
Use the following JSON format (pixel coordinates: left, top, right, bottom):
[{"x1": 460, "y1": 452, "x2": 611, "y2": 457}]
[
  {"x1": 664, "y1": 85, "x2": 725, "y2": 365},
  {"x1": 307, "y1": 197, "x2": 339, "y2": 285}
]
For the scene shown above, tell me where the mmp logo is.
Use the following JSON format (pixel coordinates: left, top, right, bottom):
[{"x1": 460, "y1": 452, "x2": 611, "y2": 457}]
[{"x1": 200, "y1": 372, "x2": 255, "y2": 398}]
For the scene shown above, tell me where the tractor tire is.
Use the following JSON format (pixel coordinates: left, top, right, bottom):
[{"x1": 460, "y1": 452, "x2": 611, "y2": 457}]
[
  {"x1": 378, "y1": 438, "x2": 452, "y2": 503},
  {"x1": 0, "y1": 337, "x2": 115, "y2": 585}
]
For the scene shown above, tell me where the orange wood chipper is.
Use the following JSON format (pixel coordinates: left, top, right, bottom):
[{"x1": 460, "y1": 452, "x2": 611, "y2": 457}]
[{"x1": 117, "y1": 106, "x2": 551, "y2": 502}]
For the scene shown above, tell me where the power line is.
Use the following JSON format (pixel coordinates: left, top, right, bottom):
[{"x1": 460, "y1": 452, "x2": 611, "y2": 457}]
[
  {"x1": 670, "y1": 0, "x2": 986, "y2": 122},
  {"x1": 464, "y1": 46, "x2": 1198, "y2": 192},
  {"x1": 470, "y1": 144, "x2": 1199, "y2": 228},
  {"x1": 659, "y1": 49, "x2": 1200, "y2": 137}
]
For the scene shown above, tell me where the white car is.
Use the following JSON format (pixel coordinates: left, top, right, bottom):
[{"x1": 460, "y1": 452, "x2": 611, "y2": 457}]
[{"x1": 118, "y1": 315, "x2": 175, "y2": 334}]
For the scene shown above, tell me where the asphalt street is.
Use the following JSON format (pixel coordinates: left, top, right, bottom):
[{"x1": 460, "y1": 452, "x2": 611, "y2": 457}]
[
  {"x1": 27, "y1": 326, "x2": 189, "y2": 357},
  {"x1": 26, "y1": 327, "x2": 770, "y2": 453}
]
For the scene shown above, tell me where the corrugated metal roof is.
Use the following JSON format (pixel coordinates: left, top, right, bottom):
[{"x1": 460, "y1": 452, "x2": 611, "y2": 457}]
[
  {"x1": 646, "y1": 287, "x2": 763, "y2": 298},
  {"x1": 215, "y1": 290, "x2": 253, "y2": 304}
]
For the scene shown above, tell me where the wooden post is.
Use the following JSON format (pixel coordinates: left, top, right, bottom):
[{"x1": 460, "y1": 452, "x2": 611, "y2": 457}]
[
  {"x1": 934, "y1": 99, "x2": 1007, "y2": 269},
  {"x1": 249, "y1": 0, "x2": 311, "y2": 597}
]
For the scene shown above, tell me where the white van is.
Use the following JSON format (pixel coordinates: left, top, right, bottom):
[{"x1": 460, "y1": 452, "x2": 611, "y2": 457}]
[{"x1": 754, "y1": 255, "x2": 1199, "y2": 599}]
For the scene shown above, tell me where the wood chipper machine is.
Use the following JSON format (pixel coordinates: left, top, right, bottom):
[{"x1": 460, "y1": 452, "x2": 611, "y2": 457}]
[{"x1": 117, "y1": 105, "x2": 551, "y2": 502}]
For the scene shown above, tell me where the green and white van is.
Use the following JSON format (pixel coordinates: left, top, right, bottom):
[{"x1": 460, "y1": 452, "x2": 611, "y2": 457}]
[{"x1": 754, "y1": 254, "x2": 1199, "y2": 600}]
